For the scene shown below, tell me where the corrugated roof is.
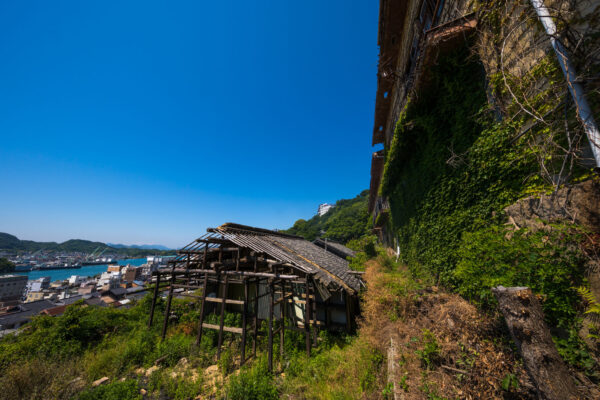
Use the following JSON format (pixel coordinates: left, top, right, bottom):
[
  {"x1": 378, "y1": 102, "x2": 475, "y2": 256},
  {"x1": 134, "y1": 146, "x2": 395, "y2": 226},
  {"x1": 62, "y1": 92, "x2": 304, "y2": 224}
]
[{"x1": 212, "y1": 223, "x2": 361, "y2": 293}]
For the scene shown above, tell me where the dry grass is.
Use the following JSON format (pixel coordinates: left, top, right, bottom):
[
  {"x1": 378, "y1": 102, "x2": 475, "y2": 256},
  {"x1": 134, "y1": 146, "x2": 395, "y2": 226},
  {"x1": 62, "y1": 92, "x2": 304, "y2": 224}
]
[{"x1": 359, "y1": 257, "x2": 537, "y2": 399}]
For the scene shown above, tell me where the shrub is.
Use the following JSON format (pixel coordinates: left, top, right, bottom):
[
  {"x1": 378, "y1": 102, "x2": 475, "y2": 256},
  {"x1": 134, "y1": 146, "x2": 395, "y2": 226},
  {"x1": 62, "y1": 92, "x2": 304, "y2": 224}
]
[
  {"x1": 454, "y1": 224, "x2": 586, "y2": 328},
  {"x1": 78, "y1": 379, "x2": 141, "y2": 400},
  {"x1": 226, "y1": 358, "x2": 278, "y2": 400},
  {"x1": 416, "y1": 329, "x2": 441, "y2": 369}
]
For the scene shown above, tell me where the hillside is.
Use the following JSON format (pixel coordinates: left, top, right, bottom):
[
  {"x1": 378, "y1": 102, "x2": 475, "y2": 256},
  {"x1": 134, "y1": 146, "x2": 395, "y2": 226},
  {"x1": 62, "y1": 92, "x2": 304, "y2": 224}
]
[
  {"x1": 0, "y1": 233, "x2": 170, "y2": 256},
  {"x1": 284, "y1": 190, "x2": 370, "y2": 243}
]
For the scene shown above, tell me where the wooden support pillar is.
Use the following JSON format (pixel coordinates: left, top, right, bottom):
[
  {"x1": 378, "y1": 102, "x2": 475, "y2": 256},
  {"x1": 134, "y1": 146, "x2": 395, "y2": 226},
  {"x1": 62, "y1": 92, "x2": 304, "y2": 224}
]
[
  {"x1": 202, "y1": 243, "x2": 208, "y2": 268},
  {"x1": 148, "y1": 272, "x2": 161, "y2": 328},
  {"x1": 195, "y1": 273, "x2": 209, "y2": 346},
  {"x1": 280, "y1": 280, "x2": 286, "y2": 359},
  {"x1": 311, "y1": 280, "x2": 317, "y2": 347},
  {"x1": 325, "y1": 297, "x2": 331, "y2": 329},
  {"x1": 216, "y1": 274, "x2": 229, "y2": 359},
  {"x1": 268, "y1": 280, "x2": 274, "y2": 372},
  {"x1": 253, "y1": 252, "x2": 258, "y2": 272},
  {"x1": 253, "y1": 278, "x2": 259, "y2": 357},
  {"x1": 236, "y1": 248, "x2": 240, "y2": 271},
  {"x1": 241, "y1": 278, "x2": 248, "y2": 365},
  {"x1": 161, "y1": 268, "x2": 176, "y2": 340},
  {"x1": 304, "y1": 276, "x2": 311, "y2": 357},
  {"x1": 345, "y1": 291, "x2": 352, "y2": 333}
]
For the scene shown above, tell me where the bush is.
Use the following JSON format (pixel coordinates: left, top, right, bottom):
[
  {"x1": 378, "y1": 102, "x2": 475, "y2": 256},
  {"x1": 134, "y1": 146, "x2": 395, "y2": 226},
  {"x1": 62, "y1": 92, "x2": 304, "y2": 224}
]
[
  {"x1": 78, "y1": 379, "x2": 141, "y2": 400},
  {"x1": 454, "y1": 224, "x2": 586, "y2": 328},
  {"x1": 225, "y1": 358, "x2": 278, "y2": 400}
]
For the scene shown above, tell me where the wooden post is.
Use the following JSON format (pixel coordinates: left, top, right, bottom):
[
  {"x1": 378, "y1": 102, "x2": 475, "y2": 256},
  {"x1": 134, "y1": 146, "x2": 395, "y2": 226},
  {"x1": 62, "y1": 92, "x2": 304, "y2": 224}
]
[
  {"x1": 492, "y1": 286, "x2": 579, "y2": 400},
  {"x1": 241, "y1": 278, "x2": 248, "y2": 365},
  {"x1": 148, "y1": 272, "x2": 161, "y2": 328},
  {"x1": 217, "y1": 274, "x2": 229, "y2": 359},
  {"x1": 195, "y1": 273, "x2": 209, "y2": 346},
  {"x1": 202, "y1": 243, "x2": 208, "y2": 269},
  {"x1": 236, "y1": 248, "x2": 240, "y2": 271},
  {"x1": 280, "y1": 280, "x2": 286, "y2": 358},
  {"x1": 345, "y1": 291, "x2": 352, "y2": 333},
  {"x1": 253, "y1": 278, "x2": 259, "y2": 357},
  {"x1": 311, "y1": 280, "x2": 317, "y2": 347},
  {"x1": 161, "y1": 268, "x2": 176, "y2": 340},
  {"x1": 268, "y1": 280, "x2": 274, "y2": 372},
  {"x1": 325, "y1": 297, "x2": 331, "y2": 330},
  {"x1": 304, "y1": 276, "x2": 311, "y2": 357}
]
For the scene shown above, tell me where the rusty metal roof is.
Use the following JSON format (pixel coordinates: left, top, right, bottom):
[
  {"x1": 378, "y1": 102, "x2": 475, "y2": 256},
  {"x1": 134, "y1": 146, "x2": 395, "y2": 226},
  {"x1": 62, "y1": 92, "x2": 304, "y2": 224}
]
[{"x1": 208, "y1": 223, "x2": 361, "y2": 293}]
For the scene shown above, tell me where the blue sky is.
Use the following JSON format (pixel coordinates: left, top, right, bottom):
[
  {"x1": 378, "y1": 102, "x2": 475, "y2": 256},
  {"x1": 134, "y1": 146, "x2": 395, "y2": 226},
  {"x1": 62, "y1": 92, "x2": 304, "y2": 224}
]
[{"x1": 0, "y1": 0, "x2": 378, "y2": 248}]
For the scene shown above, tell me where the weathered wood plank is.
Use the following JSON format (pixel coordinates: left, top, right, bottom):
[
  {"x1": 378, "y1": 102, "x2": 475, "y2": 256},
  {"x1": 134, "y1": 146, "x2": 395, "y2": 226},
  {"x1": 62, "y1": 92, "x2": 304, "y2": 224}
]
[{"x1": 202, "y1": 323, "x2": 243, "y2": 334}]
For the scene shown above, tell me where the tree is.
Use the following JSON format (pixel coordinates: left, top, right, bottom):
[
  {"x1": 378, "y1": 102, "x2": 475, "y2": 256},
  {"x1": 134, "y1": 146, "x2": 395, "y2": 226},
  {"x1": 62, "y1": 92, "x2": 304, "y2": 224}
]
[{"x1": 0, "y1": 258, "x2": 15, "y2": 273}]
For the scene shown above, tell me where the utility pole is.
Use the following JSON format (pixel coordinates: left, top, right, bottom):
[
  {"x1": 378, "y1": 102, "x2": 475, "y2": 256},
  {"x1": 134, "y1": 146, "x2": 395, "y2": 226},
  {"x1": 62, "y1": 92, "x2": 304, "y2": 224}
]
[{"x1": 530, "y1": 0, "x2": 600, "y2": 168}]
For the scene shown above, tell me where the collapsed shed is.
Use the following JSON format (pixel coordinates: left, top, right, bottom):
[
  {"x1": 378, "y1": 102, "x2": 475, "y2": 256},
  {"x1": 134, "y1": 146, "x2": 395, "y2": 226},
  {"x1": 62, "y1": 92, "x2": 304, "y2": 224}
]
[{"x1": 148, "y1": 223, "x2": 362, "y2": 371}]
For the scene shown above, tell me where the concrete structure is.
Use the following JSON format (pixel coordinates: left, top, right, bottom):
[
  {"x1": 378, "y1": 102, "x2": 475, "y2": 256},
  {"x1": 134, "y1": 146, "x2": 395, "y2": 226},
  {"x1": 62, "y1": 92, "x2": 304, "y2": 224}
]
[
  {"x1": 26, "y1": 276, "x2": 51, "y2": 293},
  {"x1": 25, "y1": 291, "x2": 45, "y2": 303},
  {"x1": 68, "y1": 275, "x2": 85, "y2": 286},
  {"x1": 368, "y1": 0, "x2": 600, "y2": 243},
  {"x1": 0, "y1": 275, "x2": 27, "y2": 306},
  {"x1": 123, "y1": 266, "x2": 141, "y2": 282},
  {"x1": 317, "y1": 203, "x2": 334, "y2": 216}
]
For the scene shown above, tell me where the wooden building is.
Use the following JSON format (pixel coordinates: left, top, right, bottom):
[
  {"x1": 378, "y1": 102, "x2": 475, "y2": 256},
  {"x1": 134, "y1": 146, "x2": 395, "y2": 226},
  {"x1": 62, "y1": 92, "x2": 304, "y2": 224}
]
[{"x1": 148, "y1": 223, "x2": 362, "y2": 371}]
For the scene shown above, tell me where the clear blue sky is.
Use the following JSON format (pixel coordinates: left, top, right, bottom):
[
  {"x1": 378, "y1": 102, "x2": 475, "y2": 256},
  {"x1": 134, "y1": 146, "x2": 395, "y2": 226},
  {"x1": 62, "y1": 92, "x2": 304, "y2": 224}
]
[{"x1": 0, "y1": 0, "x2": 378, "y2": 248}]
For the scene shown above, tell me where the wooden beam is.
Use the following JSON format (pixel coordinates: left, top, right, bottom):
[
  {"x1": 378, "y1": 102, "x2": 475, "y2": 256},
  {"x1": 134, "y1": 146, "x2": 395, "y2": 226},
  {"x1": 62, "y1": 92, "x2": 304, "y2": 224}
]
[
  {"x1": 161, "y1": 269, "x2": 176, "y2": 340},
  {"x1": 280, "y1": 280, "x2": 286, "y2": 359},
  {"x1": 195, "y1": 273, "x2": 209, "y2": 346},
  {"x1": 268, "y1": 281, "x2": 274, "y2": 372},
  {"x1": 304, "y1": 277, "x2": 311, "y2": 357},
  {"x1": 182, "y1": 269, "x2": 299, "y2": 279},
  {"x1": 148, "y1": 272, "x2": 161, "y2": 328},
  {"x1": 241, "y1": 279, "x2": 248, "y2": 365},
  {"x1": 345, "y1": 291, "x2": 352, "y2": 333},
  {"x1": 217, "y1": 274, "x2": 229, "y2": 359},
  {"x1": 204, "y1": 297, "x2": 244, "y2": 305},
  {"x1": 202, "y1": 323, "x2": 243, "y2": 334},
  {"x1": 253, "y1": 280, "x2": 259, "y2": 357}
]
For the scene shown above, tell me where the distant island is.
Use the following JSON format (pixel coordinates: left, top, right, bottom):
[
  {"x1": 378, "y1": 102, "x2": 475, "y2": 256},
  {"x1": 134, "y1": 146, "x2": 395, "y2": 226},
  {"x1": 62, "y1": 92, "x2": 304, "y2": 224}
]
[{"x1": 0, "y1": 232, "x2": 173, "y2": 257}]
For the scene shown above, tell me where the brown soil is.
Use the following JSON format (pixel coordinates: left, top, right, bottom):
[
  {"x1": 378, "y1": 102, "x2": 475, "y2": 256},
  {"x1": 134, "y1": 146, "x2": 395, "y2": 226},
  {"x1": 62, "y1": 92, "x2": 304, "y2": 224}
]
[{"x1": 360, "y1": 259, "x2": 537, "y2": 399}]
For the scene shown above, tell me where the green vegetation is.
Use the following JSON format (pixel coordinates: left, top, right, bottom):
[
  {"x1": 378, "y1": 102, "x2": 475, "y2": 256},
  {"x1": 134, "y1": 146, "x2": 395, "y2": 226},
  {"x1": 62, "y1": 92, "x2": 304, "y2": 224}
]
[
  {"x1": 454, "y1": 224, "x2": 586, "y2": 328},
  {"x1": 0, "y1": 232, "x2": 170, "y2": 257},
  {"x1": 79, "y1": 380, "x2": 142, "y2": 400},
  {"x1": 0, "y1": 257, "x2": 15, "y2": 273},
  {"x1": 415, "y1": 329, "x2": 441, "y2": 370},
  {"x1": 380, "y1": 43, "x2": 596, "y2": 374},
  {"x1": 285, "y1": 190, "x2": 370, "y2": 243},
  {"x1": 0, "y1": 286, "x2": 387, "y2": 400}
]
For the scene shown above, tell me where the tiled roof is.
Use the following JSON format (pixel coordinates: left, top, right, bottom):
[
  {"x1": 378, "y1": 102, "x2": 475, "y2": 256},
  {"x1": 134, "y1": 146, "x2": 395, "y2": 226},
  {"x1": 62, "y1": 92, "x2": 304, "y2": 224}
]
[
  {"x1": 213, "y1": 223, "x2": 361, "y2": 293},
  {"x1": 313, "y1": 238, "x2": 356, "y2": 260}
]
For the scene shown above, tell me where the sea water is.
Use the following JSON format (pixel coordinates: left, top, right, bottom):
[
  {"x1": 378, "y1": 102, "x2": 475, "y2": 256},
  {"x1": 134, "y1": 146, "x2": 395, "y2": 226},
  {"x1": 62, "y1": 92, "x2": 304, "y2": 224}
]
[{"x1": 15, "y1": 258, "x2": 148, "y2": 282}]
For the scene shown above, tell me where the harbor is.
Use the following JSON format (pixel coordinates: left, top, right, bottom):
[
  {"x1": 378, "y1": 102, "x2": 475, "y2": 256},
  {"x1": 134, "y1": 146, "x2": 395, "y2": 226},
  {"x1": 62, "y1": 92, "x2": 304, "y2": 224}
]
[{"x1": 15, "y1": 258, "x2": 148, "y2": 282}]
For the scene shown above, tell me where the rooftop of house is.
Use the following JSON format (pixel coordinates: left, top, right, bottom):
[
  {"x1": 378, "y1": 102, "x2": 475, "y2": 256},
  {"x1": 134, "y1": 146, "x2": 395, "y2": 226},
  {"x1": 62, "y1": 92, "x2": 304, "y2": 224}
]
[
  {"x1": 206, "y1": 223, "x2": 362, "y2": 293},
  {"x1": 312, "y1": 238, "x2": 356, "y2": 260}
]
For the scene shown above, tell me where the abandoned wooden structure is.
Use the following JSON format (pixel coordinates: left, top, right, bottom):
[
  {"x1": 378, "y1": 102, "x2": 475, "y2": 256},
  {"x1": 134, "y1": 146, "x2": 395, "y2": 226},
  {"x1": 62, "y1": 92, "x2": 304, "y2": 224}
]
[{"x1": 147, "y1": 223, "x2": 362, "y2": 371}]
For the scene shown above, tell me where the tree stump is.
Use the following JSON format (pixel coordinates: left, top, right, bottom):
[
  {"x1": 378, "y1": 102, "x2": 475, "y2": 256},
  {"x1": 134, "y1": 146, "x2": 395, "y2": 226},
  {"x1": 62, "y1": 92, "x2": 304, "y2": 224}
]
[{"x1": 492, "y1": 286, "x2": 580, "y2": 400}]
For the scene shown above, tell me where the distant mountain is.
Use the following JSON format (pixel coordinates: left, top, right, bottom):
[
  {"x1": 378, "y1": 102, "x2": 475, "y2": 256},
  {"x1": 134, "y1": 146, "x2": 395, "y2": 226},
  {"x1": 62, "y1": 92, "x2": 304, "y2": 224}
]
[
  {"x1": 0, "y1": 233, "x2": 171, "y2": 256},
  {"x1": 107, "y1": 243, "x2": 171, "y2": 251}
]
